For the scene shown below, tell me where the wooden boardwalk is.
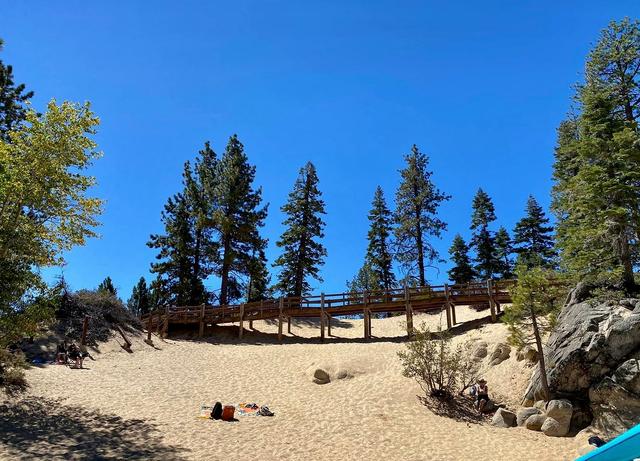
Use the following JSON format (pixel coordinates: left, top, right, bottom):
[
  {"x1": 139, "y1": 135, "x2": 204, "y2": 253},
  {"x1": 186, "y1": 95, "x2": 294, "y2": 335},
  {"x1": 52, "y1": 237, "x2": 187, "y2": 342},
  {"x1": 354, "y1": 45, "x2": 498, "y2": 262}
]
[{"x1": 141, "y1": 279, "x2": 514, "y2": 341}]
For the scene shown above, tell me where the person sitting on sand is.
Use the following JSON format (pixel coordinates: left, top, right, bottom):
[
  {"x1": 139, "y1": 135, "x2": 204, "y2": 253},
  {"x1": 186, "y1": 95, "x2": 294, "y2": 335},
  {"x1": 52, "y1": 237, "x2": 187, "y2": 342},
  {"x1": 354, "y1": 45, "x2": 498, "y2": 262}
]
[
  {"x1": 67, "y1": 343, "x2": 85, "y2": 369},
  {"x1": 474, "y1": 378, "x2": 490, "y2": 413},
  {"x1": 56, "y1": 340, "x2": 68, "y2": 364}
]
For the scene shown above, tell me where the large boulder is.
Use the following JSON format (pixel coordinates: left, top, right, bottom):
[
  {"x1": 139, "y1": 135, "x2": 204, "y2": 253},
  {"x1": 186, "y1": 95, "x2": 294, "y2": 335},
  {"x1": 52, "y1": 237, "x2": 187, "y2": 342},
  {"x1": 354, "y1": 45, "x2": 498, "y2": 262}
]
[
  {"x1": 516, "y1": 345, "x2": 539, "y2": 364},
  {"x1": 541, "y1": 399, "x2": 573, "y2": 437},
  {"x1": 471, "y1": 341, "x2": 488, "y2": 362},
  {"x1": 523, "y1": 291, "x2": 640, "y2": 438},
  {"x1": 516, "y1": 407, "x2": 542, "y2": 426},
  {"x1": 491, "y1": 408, "x2": 517, "y2": 428},
  {"x1": 311, "y1": 368, "x2": 330, "y2": 384},
  {"x1": 525, "y1": 414, "x2": 547, "y2": 431},
  {"x1": 488, "y1": 343, "x2": 511, "y2": 366}
]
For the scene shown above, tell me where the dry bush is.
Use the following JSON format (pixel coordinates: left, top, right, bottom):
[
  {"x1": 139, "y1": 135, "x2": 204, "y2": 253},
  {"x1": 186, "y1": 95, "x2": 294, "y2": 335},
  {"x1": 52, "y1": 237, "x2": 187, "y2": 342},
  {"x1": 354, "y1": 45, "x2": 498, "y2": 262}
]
[
  {"x1": 398, "y1": 323, "x2": 479, "y2": 400},
  {"x1": 0, "y1": 349, "x2": 28, "y2": 395}
]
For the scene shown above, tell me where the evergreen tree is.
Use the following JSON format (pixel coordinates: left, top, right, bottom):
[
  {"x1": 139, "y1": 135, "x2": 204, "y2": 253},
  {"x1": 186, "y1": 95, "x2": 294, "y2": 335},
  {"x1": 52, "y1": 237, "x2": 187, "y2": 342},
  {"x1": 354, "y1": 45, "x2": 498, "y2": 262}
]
[
  {"x1": 209, "y1": 135, "x2": 268, "y2": 305},
  {"x1": 495, "y1": 226, "x2": 514, "y2": 279},
  {"x1": 552, "y1": 18, "x2": 640, "y2": 291},
  {"x1": 148, "y1": 191, "x2": 206, "y2": 306},
  {"x1": 0, "y1": 39, "x2": 34, "y2": 139},
  {"x1": 127, "y1": 277, "x2": 151, "y2": 316},
  {"x1": 447, "y1": 234, "x2": 476, "y2": 284},
  {"x1": 347, "y1": 262, "x2": 381, "y2": 294},
  {"x1": 273, "y1": 162, "x2": 327, "y2": 297},
  {"x1": 394, "y1": 145, "x2": 450, "y2": 286},
  {"x1": 513, "y1": 195, "x2": 556, "y2": 269},
  {"x1": 365, "y1": 186, "x2": 396, "y2": 291},
  {"x1": 97, "y1": 276, "x2": 117, "y2": 296},
  {"x1": 469, "y1": 188, "x2": 501, "y2": 279},
  {"x1": 246, "y1": 247, "x2": 271, "y2": 302}
]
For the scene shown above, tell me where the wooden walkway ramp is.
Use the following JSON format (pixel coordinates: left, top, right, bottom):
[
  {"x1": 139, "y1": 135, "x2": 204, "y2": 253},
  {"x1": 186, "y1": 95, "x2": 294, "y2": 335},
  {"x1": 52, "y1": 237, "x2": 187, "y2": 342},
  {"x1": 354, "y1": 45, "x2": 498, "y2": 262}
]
[{"x1": 141, "y1": 280, "x2": 514, "y2": 341}]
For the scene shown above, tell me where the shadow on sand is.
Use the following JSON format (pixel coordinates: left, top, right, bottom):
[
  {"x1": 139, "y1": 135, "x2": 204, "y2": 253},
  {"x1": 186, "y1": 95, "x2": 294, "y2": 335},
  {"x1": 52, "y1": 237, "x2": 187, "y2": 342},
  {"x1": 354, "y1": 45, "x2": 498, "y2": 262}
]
[{"x1": 0, "y1": 397, "x2": 189, "y2": 460}]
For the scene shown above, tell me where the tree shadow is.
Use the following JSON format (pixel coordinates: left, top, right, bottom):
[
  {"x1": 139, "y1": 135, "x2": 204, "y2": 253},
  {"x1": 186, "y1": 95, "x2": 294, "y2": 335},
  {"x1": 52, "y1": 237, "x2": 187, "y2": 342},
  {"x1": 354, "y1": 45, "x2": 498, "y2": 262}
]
[
  {"x1": 0, "y1": 397, "x2": 189, "y2": 460},
  {"x1": 418, "y1": 394, "x2": 486, "y2": 425}
]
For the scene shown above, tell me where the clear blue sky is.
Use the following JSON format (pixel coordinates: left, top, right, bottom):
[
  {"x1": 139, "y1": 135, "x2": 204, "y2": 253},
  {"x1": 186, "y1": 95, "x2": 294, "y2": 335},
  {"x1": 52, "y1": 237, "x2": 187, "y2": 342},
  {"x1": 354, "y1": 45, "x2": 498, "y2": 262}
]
[{"x1": 1, "y1": 1, "x2": 638, "y2": 299}]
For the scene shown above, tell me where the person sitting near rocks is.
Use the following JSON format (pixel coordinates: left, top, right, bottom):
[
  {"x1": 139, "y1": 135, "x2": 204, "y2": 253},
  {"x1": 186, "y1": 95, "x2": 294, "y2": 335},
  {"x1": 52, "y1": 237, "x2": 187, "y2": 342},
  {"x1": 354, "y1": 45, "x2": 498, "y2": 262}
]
[
  {"x1": 474, "y1": 378, "x2": 490, "y2": 413},
  {"x1": 56, "y1": 340, "x2": 68, "y2": 364},
  {"x1": 67, "y1": 343, "x2": 86, "y2": 369}
]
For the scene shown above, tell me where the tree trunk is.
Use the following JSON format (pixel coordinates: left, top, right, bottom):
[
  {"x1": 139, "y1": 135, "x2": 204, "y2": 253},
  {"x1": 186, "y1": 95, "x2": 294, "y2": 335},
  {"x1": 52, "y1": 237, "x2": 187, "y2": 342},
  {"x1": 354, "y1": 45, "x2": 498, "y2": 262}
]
[
  {"x1": 219, "y1": 237, "x2": 231, "y2": 305},
  {"x1": 530, "y1": 307, "x2": 550, "y2": 402}
]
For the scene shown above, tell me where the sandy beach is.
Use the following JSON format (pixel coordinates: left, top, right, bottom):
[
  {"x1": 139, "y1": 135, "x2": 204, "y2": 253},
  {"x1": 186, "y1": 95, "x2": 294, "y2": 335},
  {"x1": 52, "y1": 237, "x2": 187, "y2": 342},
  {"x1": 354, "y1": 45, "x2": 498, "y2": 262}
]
[{"x1": 1, "y1": 308, "x2": 578, "y2": 461}]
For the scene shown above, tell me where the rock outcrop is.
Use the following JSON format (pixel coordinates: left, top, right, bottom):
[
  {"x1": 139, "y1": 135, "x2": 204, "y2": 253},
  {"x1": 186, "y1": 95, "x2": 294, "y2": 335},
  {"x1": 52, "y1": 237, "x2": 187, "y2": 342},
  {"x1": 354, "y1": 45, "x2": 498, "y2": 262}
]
[
  {"x1": 524, "y1": 288, "x2": 640, "y2": 438},
  {"x1": 491, "y1": 408, "x2": 517, "y2": 428},
  {"x1": 516, "y1": 407, "x2": 541, "y2": 426},
  {"x1": 488, "y1": 343, "x2": 511, "y2": 366}
]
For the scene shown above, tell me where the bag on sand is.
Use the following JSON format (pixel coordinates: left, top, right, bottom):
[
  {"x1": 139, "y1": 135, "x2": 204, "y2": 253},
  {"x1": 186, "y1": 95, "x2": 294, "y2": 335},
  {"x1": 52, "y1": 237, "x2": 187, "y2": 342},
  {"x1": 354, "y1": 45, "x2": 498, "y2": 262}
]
[
  {"x1": 211, "y1": 402, "x2": 223, "y2": 420},
  {"x1": 221, "y1": 405, "x2": 235, "y2": 421}
]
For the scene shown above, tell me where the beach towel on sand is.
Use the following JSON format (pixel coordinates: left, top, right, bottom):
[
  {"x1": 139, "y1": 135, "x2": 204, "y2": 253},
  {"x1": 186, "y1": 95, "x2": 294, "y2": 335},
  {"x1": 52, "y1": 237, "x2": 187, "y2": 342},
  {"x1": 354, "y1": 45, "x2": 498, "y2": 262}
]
[{"x1": 236, "y1": 403, "x2": 260, "y2": 416}]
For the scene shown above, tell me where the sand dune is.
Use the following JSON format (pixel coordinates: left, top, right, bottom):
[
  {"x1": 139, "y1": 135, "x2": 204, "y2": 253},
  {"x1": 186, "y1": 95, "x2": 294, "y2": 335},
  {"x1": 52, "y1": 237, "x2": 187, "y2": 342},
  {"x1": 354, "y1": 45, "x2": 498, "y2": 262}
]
[{"x1": 0, "y1": 308, "x2": 578, "y2": 460}]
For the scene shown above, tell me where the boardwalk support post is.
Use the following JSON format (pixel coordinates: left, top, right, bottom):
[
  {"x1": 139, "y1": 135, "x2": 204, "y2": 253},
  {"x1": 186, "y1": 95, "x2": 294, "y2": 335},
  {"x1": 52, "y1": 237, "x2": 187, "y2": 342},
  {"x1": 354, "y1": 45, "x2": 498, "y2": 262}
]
[
  {"x1": 327, "y1": 313, "x2": 332, "y2": 337},
  {"x1": 404, "y1": 285, "x2": 413, "y2": 337},
  {"x1": 444, "y1": 284, "x2": 454, "y2": 328},
  {"x1": 487, "y1": 279, "x2": 497, "y2": 322},
  {"x1": 363, "y1": 290, "x2": 369, "y2": 339},
  {"x1": 249, "y1": 320, "x2": 253, "y2": 330},
  {"x1": 239, "y1": 303, "x2": 245, "y2": 339},
  {"x1": 278, "y1": 297, "x2": 284, "y2": 342},
  {"x1": 199, "y1": 304, "x2": 205, "y2": 338},
  {"x1": 320, "y1": 293, "x2": 326, "y2": 342},
  {"x1": 287, "y1": 316, "x2": 292, "y2": 334}
]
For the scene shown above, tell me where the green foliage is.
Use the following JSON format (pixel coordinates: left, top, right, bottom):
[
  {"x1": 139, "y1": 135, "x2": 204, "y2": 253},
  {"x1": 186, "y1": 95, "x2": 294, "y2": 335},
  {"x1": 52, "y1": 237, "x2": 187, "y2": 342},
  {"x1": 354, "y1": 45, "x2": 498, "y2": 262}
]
[
  {"x1": 97, "y1": 276, "x2": 117, "y2": 296},
  {"x1": 127, "y1": 277, "x2": 152, "y2": 316},
  {"x1": 0, "y1": 100, "x2": 102, "y2": 348},
  {"x1": 210, "y1": 135, "x2": 268, "y2": 304},
  {"x1": 365, "y1": 186, "x2": 396, "y2": 291},
  {"x1": 398, "y1": 324, "x2": 479, "y2": 399},
  {"x1": 552, "y1": 18, "x2": 640, "y2": 291},
  {"x1": 0, "y1": 39, "x2": 34, "y2": 140},
  {"x1": 394, "y1": 145, "x2": 450, "y2": 286},
  {"x1": 246, "y1": 247, "x2": 271, "y2": 302},
  {"x1": 494, "y1": 226, "x2": 514, "y2": 278},
  {"x1": 347, "y1": 262, "x2": 381, "y2": 294},
  {"x1": 0, "y1": 349, "x2": 28, "y2": 395},
  {"x1": 512, "y1": 195, "x2": 556, "y2": 269},
  {"x1": 447, "y1": 234, "x2": 476, "y2": 284},
  {"x1": 273, "y1": 162, "x2": 327, "y2": 297},
  {"x1": 469, "y1": 188, "x2": 501, "y2": 279},
  {"x1": 503, "y1": 266, "x2": 566, "y2": 349}
]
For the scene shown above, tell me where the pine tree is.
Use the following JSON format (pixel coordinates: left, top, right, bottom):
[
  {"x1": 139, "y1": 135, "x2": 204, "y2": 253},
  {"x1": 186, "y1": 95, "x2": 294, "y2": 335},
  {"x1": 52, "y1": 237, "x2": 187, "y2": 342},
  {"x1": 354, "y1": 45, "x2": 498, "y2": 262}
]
[
  {"x1": 0, "y1": 39, "x2": 34, "y2": 139},
  {"x1": 365, "y1": 186, "x2": 396, "y2": 291},
  {"x1": 273, "y1": 162, "x2": 327, "y2": 297},
  {"x1": 209, "y1": 135, "x2": 268, "y2": 305},
  {"x1": 347, "y1": 262, "x2": 381, "y2": 294},
  {"x1": 394, "y1": 145, "x2": 450, "y2": 286},
  {"x1": 98, "y1": 276, "x2": 117, "y2": 296},
  {"x1": 246, "y1": 247, "x2": 271, "y2": 302},
  {"x1": 470, "y1": 188, "x2": 501, "y2": 280},
  {"x1": 495, "y1": 226, "x2": 514, "y2": 279},
  {"x1": 513, "y1": 195, "x2": 556, "y2": 269},
  {"x1": 127, "y1": 277, "x2": 151, "y2": 316},
  {"x1": 447, "y1": 234, "x2": 476, "y2": 284},
  {"x1": 552, "y1": 18, "x2": 640, "y2": 291},
  {"x1": 148, "y1": 191, "x2": 206, "y2": 306}
]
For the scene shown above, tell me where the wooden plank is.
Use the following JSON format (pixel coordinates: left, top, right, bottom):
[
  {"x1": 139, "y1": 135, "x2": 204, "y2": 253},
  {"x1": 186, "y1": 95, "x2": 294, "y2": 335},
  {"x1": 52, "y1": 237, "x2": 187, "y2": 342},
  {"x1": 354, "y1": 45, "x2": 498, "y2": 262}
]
[
  {"x1": 404, "y1": 285, "x2": 413, "y2": 337},
  {"x1": 239, "y1": 303, "x2": 245, "y2": 339},
  {"x1": 278, "y1": 298, "x2": 284, "y2": 342},
  {"x1": 320, "y1": 293, "x2": 325, "y2": 341},
  {"x1": 487, "y1": 279, "x2": 497, "y2": 322},
  {"x1": 198, "y1": 304, "x2": 205, "y2": 338}
]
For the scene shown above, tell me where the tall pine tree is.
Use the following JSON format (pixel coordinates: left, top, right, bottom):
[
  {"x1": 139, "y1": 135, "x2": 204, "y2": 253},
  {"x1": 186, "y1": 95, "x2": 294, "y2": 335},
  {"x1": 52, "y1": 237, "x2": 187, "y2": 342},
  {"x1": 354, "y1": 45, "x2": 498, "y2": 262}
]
[
  {"x1": 209, "y1": 135, "x2": 268, "y2": 305},
  {"x1": 365, "y1": 186, "x2": 396, "y2": 291},
  {"x1": 448, "y1": 234, "x2": 476, "y2": 284},
  {"x1": 552, "y1": 18, "x2": 640, "y2": 291},
  {"x1": 97, "y1": 276, "x2": 117, "y2": 296},
  {"x1": 470, "y1": 188, "x2": 501, "y2": 280},
  {"x1": 273, "y1": 162, "x2": 327, "y2": 297},
  {"x1": 513, "y1": 195, "x2": 556, "y2": 269},
  {"x1": 394, "y1": 145, "x2": 450, "y2": 286},
  {"x1": 0, "y1": 39, "x2": 34, "y2": 139},
  {"x1": 495, "y1": 226, "x2": 514, "y2": 279},
  {"x1": 127, "y1": 277, "x2": 151, "y2": 316}
]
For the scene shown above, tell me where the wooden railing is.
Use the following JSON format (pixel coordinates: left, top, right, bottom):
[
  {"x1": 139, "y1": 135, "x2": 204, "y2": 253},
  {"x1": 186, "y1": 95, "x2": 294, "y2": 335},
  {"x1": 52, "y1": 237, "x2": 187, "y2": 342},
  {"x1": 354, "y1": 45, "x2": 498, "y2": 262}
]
[{"x1": 140, "y1": 279, "x2": 516, "y2": 340}]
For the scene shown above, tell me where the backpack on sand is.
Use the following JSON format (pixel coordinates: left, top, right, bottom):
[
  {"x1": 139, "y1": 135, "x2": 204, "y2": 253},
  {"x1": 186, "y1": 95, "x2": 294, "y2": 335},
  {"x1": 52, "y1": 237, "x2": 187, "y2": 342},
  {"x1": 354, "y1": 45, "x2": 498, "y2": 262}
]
[{"x1": 211, "y1": 402, "x2": 223, "y2": 420}]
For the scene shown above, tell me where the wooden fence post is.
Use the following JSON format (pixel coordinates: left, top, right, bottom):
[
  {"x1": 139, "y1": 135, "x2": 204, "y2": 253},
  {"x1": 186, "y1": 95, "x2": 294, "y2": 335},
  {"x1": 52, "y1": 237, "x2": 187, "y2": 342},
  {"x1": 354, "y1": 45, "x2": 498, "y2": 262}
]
[
  {"x1": 239, "y1": 303, "x2": 245, "y2": 339},
  {"x1": 199, "y1": 304, "x2": 205, "y2": 338},
  {"x1": 320, "y1": 293, "x2": 326, "y2": 342},
  {"x1": 278, "y1": 297, "x2": 284, "y2": 342},
  {"x1": 444, "y1": 284, "x2": 454, "y2": 328},
  {"x1": 404, "y1": 285, "x2": 413, "y2": 337},
  {"x1": 487, "y1": 279, "x2": 497, "y2": 322},
  {"x1": 363, "y1": 290, "x2": 369, "y2": 339}
]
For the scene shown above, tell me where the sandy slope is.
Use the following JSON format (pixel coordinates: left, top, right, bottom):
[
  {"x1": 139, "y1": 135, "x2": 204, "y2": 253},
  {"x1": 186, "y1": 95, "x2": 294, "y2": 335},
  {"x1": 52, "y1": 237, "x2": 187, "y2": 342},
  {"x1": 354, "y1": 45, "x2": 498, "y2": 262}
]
[{"x1": 0, "y1": 308, "x2": 578, "y2": 461}]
